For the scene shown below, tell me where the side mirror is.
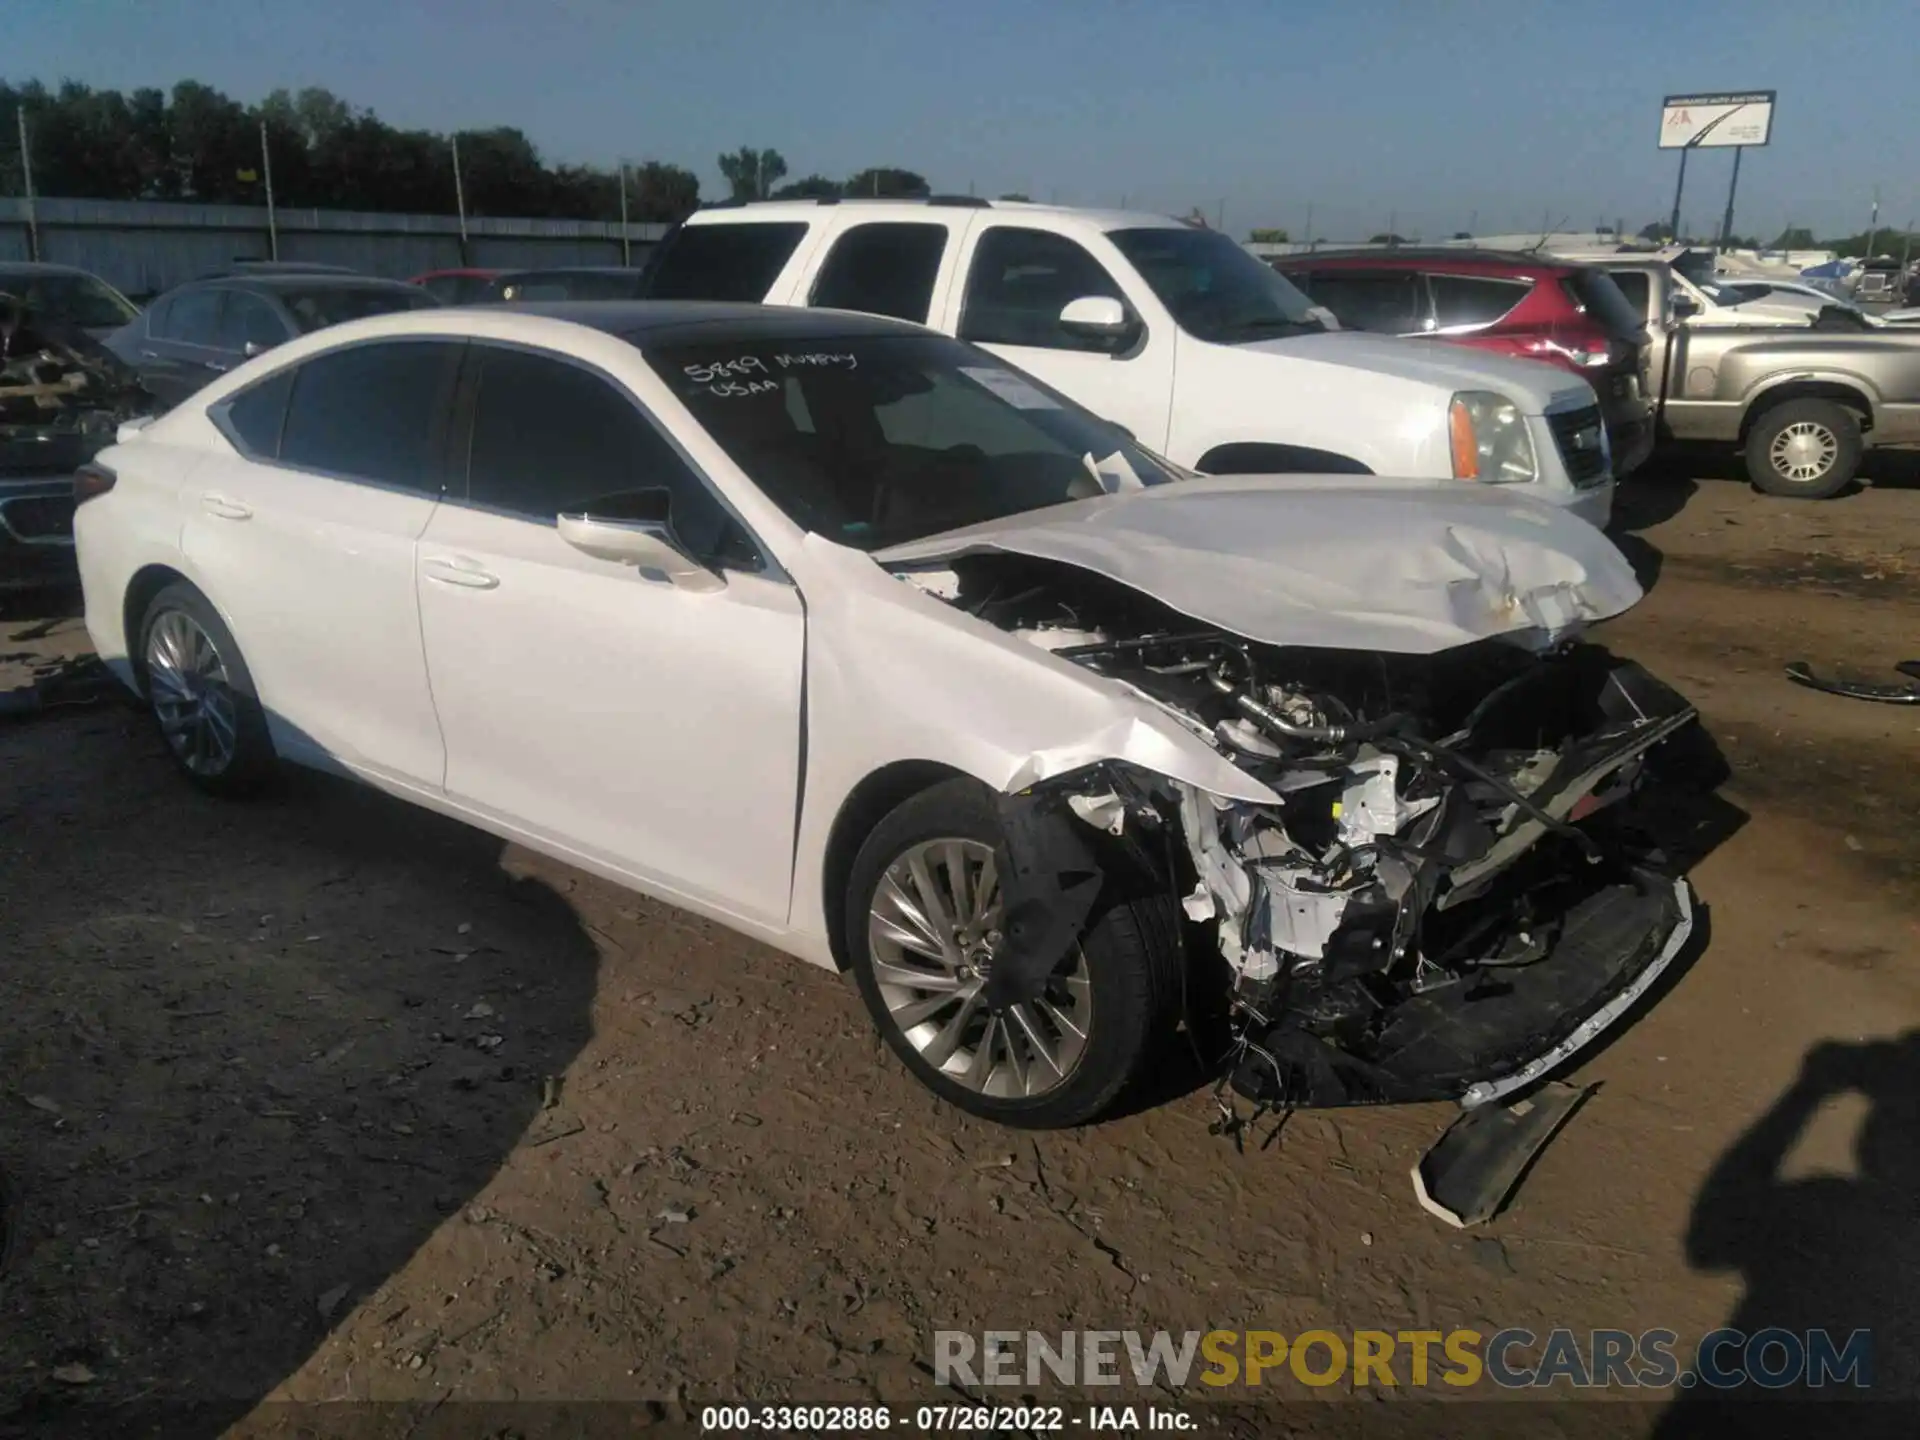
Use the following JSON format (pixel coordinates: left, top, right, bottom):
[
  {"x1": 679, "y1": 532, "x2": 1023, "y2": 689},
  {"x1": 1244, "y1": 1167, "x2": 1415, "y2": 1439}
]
[
  {"x1": 1668, "y1": 293, "x2": 1700, "y2": 321},
  {"x1": 242, "y1": 340, "x2": 268, "y2": 358},
  {"x1": 1058, "y1": 295, "x2": 1136, "y2": 349},
  {"x1": 556, "y1": 488, "x2": 725, "y2": 592}
]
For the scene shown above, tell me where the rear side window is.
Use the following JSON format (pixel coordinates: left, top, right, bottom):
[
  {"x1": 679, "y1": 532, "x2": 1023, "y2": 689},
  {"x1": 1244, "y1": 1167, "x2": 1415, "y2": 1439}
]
[
  {"x1": 159, "y1": 289, "x2": 225, "y2": 345},
  {"x1": 462, "y1": 345, "x2": 750, "y2": 567},
  {"x1": 642, "y1": 223, "x2": 810, "y2": 302},
  {"x1": 1429, "y1": 275, "x2": 1531, "y2": 331},
  {"x1": 1292, "y1": 272, "x2": 1427, "y2": 333},
  {"x1": 959, "y1": 227, "x2": 1128, "y2": 351},
  {"x1": 808, "y1": 222, "x2": 949, "y2": 323},
  {"x1": 215, "y1": 368, "x2": 295, "y2": 459},
  {"x1": 278, "y1": 340, "x2": 463, "y2": 492}
]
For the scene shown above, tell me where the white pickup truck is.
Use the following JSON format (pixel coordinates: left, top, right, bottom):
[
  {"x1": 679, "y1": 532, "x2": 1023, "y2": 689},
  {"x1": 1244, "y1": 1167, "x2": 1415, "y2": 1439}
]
[{"x1": 640, "y1": 199, "x2": 1615, "y2": 525}]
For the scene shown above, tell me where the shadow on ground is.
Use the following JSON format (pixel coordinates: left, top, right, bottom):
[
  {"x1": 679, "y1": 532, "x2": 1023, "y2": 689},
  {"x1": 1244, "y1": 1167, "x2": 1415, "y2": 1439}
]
[
  {"x1": 0, "y1": 708, "x2": 601, "y2": 1436},
  {"x1": 1654, "y1": 1032, "x2": 1919, "y2": 1428}
]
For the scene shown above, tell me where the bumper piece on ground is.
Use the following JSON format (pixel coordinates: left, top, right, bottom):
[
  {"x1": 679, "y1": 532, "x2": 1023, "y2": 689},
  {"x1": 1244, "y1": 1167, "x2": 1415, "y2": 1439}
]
[{"x1": 1412, "y1": 1079, "x2": 1591, "y2": 1227}]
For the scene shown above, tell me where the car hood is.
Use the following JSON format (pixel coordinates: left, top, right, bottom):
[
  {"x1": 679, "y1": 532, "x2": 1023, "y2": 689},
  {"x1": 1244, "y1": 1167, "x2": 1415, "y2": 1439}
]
[
  {"x1": 875, "y1": 473, "x2": 1642, "y2": 655},
  {"x1": 1229, "y1": 330, "x2": 1589, "y2": 413}
]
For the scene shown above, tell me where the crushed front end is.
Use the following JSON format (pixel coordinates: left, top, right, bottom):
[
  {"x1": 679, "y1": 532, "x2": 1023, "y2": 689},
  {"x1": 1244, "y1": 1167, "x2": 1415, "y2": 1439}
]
[{"x1": 915, "y1": 553, "x2": 1707, "y2": 1114}]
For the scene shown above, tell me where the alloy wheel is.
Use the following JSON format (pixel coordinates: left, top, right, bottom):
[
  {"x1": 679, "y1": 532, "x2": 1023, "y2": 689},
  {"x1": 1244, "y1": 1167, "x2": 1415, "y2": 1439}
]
[
  {"x1": 145, "y1": 609, "x2": 240, "y2": 777},
  {"x1": 866, "y1": 837, "x2": 1092, "y2": 1099}
]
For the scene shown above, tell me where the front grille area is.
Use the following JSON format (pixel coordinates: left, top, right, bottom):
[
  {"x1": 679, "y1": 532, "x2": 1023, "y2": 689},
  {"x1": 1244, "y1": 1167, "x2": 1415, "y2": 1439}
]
[
  {"x1": 0, "y1": 493, "x2": 77, "y2": 543},
  {"x1": 1548, "y1": 405, "x2": 1609, "y2": 487}
]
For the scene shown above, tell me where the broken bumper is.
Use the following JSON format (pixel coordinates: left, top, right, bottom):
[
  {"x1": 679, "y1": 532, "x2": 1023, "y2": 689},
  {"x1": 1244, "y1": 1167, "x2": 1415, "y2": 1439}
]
[{"x1": 1232, "y1": 862, "x2": 1696, "y2": 1110}]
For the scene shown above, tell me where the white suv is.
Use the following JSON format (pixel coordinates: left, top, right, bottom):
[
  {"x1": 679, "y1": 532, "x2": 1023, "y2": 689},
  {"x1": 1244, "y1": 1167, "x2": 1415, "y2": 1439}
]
[{"x1": 643, "y1": 199, "x2": 1615, "y2": 525}]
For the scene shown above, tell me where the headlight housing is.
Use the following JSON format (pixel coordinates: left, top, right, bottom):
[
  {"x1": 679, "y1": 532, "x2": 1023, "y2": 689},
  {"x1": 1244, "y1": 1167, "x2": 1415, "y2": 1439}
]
[{"x1": 1449, "y1": 390, "x2": 1538, "y2": 484}]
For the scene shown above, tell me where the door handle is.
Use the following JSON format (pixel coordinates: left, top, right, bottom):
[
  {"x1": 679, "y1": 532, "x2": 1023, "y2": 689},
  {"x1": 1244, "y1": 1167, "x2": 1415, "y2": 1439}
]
[
  {"x1": 205, "y1": 360, "x2": 230, "y2": 373},
  {"x1": 139, "y1": 349, "x2": 160, "y2": 359},
  {"x1": 201, "y1": 492, "x2": 252, "y2": 520},
  {"x1": 422, "y1": 556, "x2": 500, "y2": 590}
]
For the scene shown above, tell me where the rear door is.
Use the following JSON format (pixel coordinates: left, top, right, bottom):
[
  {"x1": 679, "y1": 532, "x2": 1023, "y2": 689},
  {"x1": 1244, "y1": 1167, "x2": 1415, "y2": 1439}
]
[
  {"x1": 801, "y1": 218, "x2": 966, "y2": 325},
  {"x1": 139, "y1": 289, "x2": 231, "y2": 405},
  {"x1": 187, "y1": 339, "x2": 461, "y2": 784}
]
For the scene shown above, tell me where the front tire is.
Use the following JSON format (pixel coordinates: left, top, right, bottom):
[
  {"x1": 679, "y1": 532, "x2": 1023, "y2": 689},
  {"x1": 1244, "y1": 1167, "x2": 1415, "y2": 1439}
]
[
  {"x1": 1744, "y1": 399, "x2": 1861, "y2": 499},
  {"x1": 137, "y1": 582, "x2": 274, "y2": 796},
  {"x1": 845, "y1": 778, "x2": 1181, "y2": 1128}
]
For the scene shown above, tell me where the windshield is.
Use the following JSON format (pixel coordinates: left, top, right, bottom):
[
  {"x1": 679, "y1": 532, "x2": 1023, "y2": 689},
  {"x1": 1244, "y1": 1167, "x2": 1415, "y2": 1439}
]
[
  {"x1": 279, "y1": 285, "x2": 440, "y2": 333},
  {"x1": 1106, "y1": 227, "x2": 1324, "y2": 343},
  {"x1": 647, "y1": 332, "x2": 1178, "y2": 552},
  {"x1": 0, "y1": 271, "x2": 138, "y2": 330}
]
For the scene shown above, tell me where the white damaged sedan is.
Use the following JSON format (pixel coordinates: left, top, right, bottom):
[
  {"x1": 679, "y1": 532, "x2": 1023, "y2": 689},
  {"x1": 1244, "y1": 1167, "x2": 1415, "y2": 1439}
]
[{"x1": 74, "y1": 302, "x2": 1708, "y2": 1129}]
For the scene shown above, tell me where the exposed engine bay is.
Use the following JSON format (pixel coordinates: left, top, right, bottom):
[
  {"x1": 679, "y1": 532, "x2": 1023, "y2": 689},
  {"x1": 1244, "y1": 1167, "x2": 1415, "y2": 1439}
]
[
  {"x1": 900, "y1": 552, "x2": 1706, "y2": 1116},
  {"x1": 0, "y1": 292, "x2": 152, "y2": 470}
]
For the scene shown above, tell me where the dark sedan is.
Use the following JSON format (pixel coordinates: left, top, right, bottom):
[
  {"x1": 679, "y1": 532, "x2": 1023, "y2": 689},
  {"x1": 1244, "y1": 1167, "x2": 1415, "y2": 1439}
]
[{"x1": 104, "y1": 275, "x2": 441, "y2": 408}]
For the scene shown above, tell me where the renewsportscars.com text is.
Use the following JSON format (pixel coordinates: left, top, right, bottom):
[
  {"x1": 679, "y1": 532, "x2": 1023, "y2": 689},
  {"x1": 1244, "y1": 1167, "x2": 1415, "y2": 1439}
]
[{"x1": 934, "y1": 1327, "x2": 1872, "y2": 1391}]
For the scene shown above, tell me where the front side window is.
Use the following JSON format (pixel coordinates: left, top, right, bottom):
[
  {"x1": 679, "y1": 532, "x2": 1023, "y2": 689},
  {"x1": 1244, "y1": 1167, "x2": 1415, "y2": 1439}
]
[
  {"x1": 648, "y1": 331, "x2": 1175, "y2": 553},
  {"x1": 1292, "y1": 271, "x2": 1427, "y2": 334},
  {"x1": 161, "y1": 290, "x2": 226, "y2": 346},
  {"x1": 642, "y1": 222, "x2": 811, "y2": 302},
  {"x1": 1428, "y1": 274, "x2": 1532, "y2": 332},
  {"x1": 463, "y1": 345, "x2": 749, "y2": 567},
  {"x1": 809, "y1": 222, "x2": 949, "y2": 323},
  {"x1": 958, "y1": 227, "x2": 1128, "y2": 351},
  {"x1": 278, "y1": 340, "x2": 463, "y2": 491},
  {"x1": 1107, "y1": 228, "x2": 1322, "y2": 343}
]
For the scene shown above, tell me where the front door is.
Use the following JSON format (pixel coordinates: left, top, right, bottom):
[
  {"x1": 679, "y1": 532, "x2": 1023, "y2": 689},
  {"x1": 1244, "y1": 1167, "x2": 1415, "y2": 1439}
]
[
  {"x1": 182, "y1": 338, "x2": 460, "y2": 784},
  {"x1": 943, "y1": 223, "x2": 1176, "y2": 451},
  {"x1": 414, "y1": 342, "x2": 804, "y2": 924}
]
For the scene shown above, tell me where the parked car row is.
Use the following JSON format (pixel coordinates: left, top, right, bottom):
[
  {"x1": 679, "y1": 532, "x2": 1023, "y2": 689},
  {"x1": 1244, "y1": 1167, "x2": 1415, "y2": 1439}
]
[{"x1": 637, "y1": 199, "x2": 1619, "y2": 524}]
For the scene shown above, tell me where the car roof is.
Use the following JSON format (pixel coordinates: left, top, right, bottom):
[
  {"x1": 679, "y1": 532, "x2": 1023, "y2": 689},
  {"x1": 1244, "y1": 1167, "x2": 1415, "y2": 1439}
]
[
  {"x1": 290, "y1": 300, "x2": 925, "y2": 349},
  {"x1": 526, "y1": 299, "x2": 924, "y2": 343},
  {"x1": 681, "y1": 197, "x2": 1192, "y2": 234},
  {"x1": 0, "y1": 262, "x2": 110, "y2": 280},
  {"x1": 194, "y1": 274, "x2": 427, "y2": 296},
  {"x1": 1275, "y1": 247, "x2": 1583, "y2": 272}
]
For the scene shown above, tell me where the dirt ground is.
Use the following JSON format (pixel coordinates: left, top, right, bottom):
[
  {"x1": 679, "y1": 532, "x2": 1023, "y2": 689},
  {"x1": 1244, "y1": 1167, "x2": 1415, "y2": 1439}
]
[{"x1": 3, "y1": 456, "x2": 1919, "y2": 1437}]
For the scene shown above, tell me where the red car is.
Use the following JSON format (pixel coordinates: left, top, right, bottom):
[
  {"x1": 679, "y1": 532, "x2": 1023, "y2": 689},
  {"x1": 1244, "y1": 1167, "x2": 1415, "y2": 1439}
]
[
  {"x1": 1273, "y1": 249, "x2": 1656, "y2": 477},
  {"x1": 407, "y1": 268, "x2": 503, "y2": 305}
]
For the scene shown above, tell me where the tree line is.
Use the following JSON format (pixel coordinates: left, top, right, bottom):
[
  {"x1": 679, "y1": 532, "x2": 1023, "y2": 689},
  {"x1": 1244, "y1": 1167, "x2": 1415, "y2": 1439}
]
[{"x1": 0, "y1": 79, "x2": 945, "y2": 225}]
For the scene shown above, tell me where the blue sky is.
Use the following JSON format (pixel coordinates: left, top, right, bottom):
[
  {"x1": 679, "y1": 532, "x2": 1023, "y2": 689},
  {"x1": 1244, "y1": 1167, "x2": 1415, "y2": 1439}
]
[{"x1": 8, "y1": 0, "x2": 1909, "y2": 240}]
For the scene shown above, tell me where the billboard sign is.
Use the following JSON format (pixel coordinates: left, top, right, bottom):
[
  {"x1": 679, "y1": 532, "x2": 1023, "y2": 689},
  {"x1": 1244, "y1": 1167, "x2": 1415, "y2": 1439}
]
[{"x1": 1659, "y1": 91, "x2": 1775, "y2": 149}]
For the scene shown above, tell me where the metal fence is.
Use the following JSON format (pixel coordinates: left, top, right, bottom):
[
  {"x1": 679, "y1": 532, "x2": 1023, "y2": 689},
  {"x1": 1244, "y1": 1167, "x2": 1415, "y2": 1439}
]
[{"x1": 0, "y1": 196, "x2": 669, "y2": 298}]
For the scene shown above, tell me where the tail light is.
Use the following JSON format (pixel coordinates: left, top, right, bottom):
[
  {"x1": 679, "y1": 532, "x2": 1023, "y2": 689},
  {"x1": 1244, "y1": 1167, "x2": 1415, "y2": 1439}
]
[
  {"x1": 74, "y1": 461, "x2": 117, "y2": 505},
  {"x1": 1526, "y1": 337, "x2": 1615, "y2": 368}
]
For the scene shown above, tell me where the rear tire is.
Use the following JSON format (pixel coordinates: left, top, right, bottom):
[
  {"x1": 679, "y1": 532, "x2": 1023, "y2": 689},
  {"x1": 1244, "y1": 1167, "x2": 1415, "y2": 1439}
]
[
  {"x1": 1744, "y1": 399, "x2": 1861, "y2": 499},
  {"x1": 137, "y1": 582, "x2": 275, "y2": 796},
  {"x1": 845, "y1": 777, "x2": 1182, "y2": 1128}
]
